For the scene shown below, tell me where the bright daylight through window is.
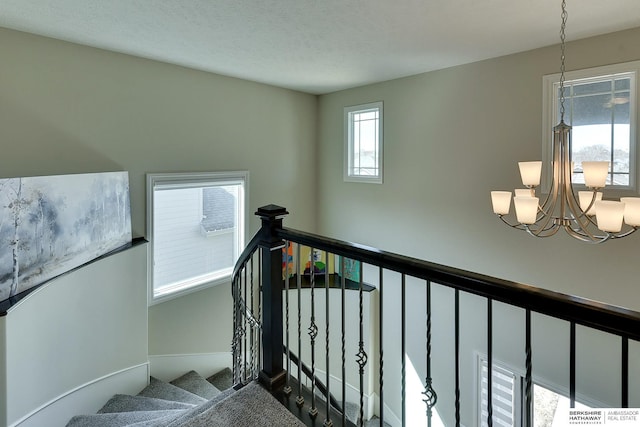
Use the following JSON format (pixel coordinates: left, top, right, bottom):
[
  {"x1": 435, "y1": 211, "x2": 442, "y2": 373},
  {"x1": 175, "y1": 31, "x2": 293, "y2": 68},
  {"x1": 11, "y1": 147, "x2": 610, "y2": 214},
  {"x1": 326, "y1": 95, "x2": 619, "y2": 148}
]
[
  {"x1": 543, "y1": 61, "x2": 639, "y2": 191},
  {"x1": 147, "y1": 171, "x2": 247, "y2": 303},
  {"x1": 344, "y1": 101, "x2": 383, "y2": 183}
]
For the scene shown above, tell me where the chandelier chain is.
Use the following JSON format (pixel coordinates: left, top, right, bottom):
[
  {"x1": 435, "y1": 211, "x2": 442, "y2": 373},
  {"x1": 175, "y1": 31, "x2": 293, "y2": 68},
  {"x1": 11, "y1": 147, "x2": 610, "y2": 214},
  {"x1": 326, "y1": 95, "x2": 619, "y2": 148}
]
[{"x1": 559, "y1": 0, "x2": 568, "y2": 121}]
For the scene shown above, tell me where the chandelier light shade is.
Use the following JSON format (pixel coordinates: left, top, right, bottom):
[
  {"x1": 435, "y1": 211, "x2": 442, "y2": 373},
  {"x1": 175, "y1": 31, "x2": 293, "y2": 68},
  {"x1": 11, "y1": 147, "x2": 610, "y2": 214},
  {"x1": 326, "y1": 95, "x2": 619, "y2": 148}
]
[{"x1": 490, "y1": 0, "x2": 640, "y2": 243}]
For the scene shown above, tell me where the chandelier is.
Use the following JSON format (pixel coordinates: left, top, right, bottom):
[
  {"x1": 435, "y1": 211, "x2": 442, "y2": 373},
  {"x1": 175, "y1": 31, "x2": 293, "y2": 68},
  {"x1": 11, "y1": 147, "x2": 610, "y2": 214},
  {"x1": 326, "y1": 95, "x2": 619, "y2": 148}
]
[{"x1": 490, "y1": 0, "x2": 640, "y2": 243}]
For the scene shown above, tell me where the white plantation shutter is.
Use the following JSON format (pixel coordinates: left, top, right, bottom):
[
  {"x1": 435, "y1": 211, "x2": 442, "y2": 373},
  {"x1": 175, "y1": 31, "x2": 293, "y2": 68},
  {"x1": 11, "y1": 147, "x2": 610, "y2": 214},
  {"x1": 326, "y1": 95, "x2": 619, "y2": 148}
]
[{"x1": 480, "y1": 359, "x2": 516, "y2": 427}]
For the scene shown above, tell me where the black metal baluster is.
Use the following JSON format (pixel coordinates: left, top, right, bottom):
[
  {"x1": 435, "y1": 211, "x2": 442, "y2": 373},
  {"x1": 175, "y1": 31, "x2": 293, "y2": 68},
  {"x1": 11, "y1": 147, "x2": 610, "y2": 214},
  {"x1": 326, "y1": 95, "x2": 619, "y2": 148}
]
[
  {"x1": 524, "y1": 309, "x2": 532, "y2": 427},
  {"x1": 309, "y1": 247, "x2": 319, "y2": 418},
  {"x1": 243, "y1": 265, "x2": 248, "y2": 383},
  {"x1": 250, "y1": 256, "x2": 255, "y2": 379},
  {"x1": 324, "y1": 251, "x2": 333, "y2": 427},
  {"x1": 284, "y1": 241, "x2": 292, "y2": 395},
  {"x1": 356, "y1": 262, "x2": 368, "y2": 427},
  {"x1": 296, "y1": 243, "x2": 304, "y2": 407},
  {"x1": 622, "y1": 337, "x2": 629, "y2": 408},
  {"x1": 379, "y1": 267, "x2": 384, "y2": 427},
  {"x1": 401, "y1": 274, "x2": 406, "y2": 427},
  {"x1": 570, "y1": 321, "x2": 576, "y2": 409},
  {"x1": 258, "y1": 251, "x2": 262, "y2": 379},
  {"x1": 232, "y1": 275, "x2": 239, "y2": 383},
  {"x1": 487, "y1": 299, "x2": 493, "y2": 427},
  {"x1": 423, "y1": 280, "x2": 437, "y2": 427},
  {"x1": 341, "y1": 257, "x2": 347, "y2": 427},
  {"x1": 455, "y1": 289, "x2": 460, "y2": 427}
]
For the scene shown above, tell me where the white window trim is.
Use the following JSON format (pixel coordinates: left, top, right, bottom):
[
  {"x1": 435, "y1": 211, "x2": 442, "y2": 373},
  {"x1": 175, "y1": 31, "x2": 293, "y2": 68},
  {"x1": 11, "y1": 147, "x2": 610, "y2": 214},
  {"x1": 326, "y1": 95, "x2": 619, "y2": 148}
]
[
  {"x1": 344, "y1": 101, "x2": 384, "y2": 184},
  {"x1": 542, "y1": 60, "x2": 640, "y2": 197},
  {"x1": 146, "y1": 171, "x2": 248, "y2": 305}
]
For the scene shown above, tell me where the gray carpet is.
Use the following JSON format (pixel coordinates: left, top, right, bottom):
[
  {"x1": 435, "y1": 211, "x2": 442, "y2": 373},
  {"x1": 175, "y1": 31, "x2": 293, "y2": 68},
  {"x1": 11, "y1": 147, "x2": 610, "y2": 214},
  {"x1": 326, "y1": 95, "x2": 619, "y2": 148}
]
[
  {"x1": 179, "y1": 381, "x2": 305, "y2": 427},
  {"x1": 66, "y1": 409, "x2": 185, "y2": 427},
  {"x1": 170, "y1": 370, "x2": 221, "y2": 400},
  {"x1": 66, "y1": 369, "x2": 383, "y2": 427},
  {"x1": 164, "y1": 387, "x2": 237, "y2": 427},
  {"x1": 98, "y1": 395, "x2": 196, "y2": 413},
  {"x1": 206, "y1": 367, "x2": 233, "y2": 391},
  {"x1": 66, "y1": 369, "x2": 305, "y2": 427},
  {"x1": 138, "y1": 377, "x2": 208, "y2": 405}
]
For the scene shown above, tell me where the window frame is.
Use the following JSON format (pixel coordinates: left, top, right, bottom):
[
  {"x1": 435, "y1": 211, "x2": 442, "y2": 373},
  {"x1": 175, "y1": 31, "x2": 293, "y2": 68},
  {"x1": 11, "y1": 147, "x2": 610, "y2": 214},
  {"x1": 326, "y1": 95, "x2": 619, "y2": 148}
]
[
  {"x1": 542, "y1": 61, "x2": 640, "y2": 196},
  {"x1": 146, "y1": 171, "x2": 248, "y2": 305},
  {"x1": 344, "y1": 101, "x2": 384, "y2": 184}
]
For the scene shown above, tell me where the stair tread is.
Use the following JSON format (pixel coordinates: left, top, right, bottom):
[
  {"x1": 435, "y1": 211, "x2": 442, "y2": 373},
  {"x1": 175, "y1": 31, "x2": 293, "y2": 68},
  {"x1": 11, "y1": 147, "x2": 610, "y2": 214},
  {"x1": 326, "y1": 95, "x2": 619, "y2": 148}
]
[
  {"x1": 66, "y1": 409, "x2": 185, "y2": 427},
  {"x1": 170, "y1": 370, "x2": 221, "y2": 400},
  {"x1": 98, "y1": 394, "x2": 196, "y2": 413},
  {"x1": 164, "y1": 387, "x2": 237, "y2": 427},
  {"x1": 138, "y1": 377, "x2": 208, "y2": 405},
  {"x1": 177, "y1": 381, "x2": 305, "y2": 427},
  {"x1": 206, "y1": 367, "x2": 233, "y2": 391},
  {"x1": 125, "y1": 412, "x2": 191, "y2": 427}
]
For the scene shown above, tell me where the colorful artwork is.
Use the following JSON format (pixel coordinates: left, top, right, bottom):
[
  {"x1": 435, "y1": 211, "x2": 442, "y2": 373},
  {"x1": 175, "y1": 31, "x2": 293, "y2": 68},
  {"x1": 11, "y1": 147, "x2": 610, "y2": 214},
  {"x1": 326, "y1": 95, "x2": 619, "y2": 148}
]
[
  {"x1": 303, "y1": 247, "x2": 326, "y2": 275},
  {"x1": 337, "y1": 256, "x2": 361, "y2": 282},
  {"x1": 282, "y1": 243, "x2": 294, "y2": 279},
  {"x1": 0, "y1": 172, "x2": 132, "y2": 302}
]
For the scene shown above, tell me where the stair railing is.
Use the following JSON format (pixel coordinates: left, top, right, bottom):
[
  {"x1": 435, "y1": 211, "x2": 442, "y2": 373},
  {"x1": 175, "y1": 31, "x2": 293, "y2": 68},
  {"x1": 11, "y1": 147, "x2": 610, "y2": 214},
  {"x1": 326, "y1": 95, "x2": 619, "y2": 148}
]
[{"x1": 232, "y1": 204, "x2": 640, "y2": 427}]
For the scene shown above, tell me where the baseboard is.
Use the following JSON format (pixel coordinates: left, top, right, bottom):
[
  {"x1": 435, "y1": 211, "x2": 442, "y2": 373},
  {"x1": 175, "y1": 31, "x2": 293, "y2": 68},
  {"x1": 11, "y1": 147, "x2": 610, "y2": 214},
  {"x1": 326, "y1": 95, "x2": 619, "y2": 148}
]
[
  {"x1": 148, "y1": 352, "x2": 232, "y2": 382},
  {"x1": 11, "y1": 362, "x2": 149, "y2": 427}
]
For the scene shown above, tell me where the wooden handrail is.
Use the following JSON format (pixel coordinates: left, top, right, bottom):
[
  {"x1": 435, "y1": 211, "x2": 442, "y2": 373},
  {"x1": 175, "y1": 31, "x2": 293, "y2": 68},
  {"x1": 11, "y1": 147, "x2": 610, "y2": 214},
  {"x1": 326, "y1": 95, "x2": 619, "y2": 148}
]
[{"x1": 277, "y1": 227, "x2": 640, "y2": 341}]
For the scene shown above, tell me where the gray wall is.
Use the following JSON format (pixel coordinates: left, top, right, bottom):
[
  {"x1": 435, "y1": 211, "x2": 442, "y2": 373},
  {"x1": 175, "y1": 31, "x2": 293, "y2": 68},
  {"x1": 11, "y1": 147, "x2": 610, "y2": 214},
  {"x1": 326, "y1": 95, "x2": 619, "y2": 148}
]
[
  {"x1": 4, "y1": 19, "x2": 640, "y2": 425},
  {"x1": 0, "y1": 27, "x2": 318, "y2": 356},
  {"x1": 317, "y1": 26, "x2": 640, "y2": 311},
  {"x1": 317, "y1": 27, "x2": 640, "y2": 425},
  {"x1": 3, "y1": 242, "x2": 148, "y2": 426}
]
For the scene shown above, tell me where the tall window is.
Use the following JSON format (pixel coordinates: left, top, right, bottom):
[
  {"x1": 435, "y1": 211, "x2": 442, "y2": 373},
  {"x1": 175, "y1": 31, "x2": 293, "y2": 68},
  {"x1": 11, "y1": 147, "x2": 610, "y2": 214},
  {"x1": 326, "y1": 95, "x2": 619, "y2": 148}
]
[
  {"x1": 543, "y1": 61, "x2": 639, "y2": 192},
  {"x1": 344, "y1": 101, "x2": 383, "y2": 183},
  {"x1": 146, "y1": 171, "x2": 247, "y2": 304}
]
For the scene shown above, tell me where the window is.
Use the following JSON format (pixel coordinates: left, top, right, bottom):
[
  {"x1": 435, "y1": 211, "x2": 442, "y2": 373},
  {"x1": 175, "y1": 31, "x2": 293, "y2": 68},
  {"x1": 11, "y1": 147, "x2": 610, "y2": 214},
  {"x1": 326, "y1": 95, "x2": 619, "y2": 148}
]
[
  {"x1": 479, "y1": 357, "x2": 518, "y2": 427},
  {"x1": 533, "y1": 383, "x2": 591, "y2": 427},
  {"x1": 344, "y1": 101, "x2": 383, "y2": 183},
  {"x1": 478, "y1": 355, "x2": 596, "y2": 427},
  {"x1": 542, "y1": 61, "x2": 639, "y2": 193},
  {"x1": 146, "y1": 171, "x2": 247, "y2": 304}
]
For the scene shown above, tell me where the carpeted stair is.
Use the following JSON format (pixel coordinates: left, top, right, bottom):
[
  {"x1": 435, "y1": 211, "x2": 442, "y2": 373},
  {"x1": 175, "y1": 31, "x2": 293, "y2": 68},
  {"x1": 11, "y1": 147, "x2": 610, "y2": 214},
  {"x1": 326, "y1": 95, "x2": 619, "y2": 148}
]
[
  {"x1": 66, "y1": 368, "x2": 390, "y2": 427},
  {"x1": 65, "y1": 368, "x2": 306, "y2": 427}
]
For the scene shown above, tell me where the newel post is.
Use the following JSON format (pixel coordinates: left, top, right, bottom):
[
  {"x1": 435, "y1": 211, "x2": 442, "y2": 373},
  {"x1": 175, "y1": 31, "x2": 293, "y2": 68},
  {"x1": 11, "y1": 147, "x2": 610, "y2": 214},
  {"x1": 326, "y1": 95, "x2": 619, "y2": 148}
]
[{"x1": 256, "y1": 204, "x2": 288, "y2": 390}]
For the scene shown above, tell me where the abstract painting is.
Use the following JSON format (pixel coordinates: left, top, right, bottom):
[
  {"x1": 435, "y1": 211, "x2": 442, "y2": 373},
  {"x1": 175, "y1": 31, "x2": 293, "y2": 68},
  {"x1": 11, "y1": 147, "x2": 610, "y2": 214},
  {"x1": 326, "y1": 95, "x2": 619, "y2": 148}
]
[
  {"x1": 0, "y1": 171, "x2": 131, "y2": 302},
  {"x1": 336, "y1": 256, "x2": 361, "y2": 283}
]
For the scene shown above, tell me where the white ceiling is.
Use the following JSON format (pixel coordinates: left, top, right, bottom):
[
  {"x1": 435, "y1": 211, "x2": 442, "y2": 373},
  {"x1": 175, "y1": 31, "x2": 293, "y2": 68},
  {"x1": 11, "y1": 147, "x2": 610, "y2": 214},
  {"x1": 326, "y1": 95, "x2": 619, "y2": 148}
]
[{"x1": 1, "y1": 0, "x2": 640, "y2": 94}]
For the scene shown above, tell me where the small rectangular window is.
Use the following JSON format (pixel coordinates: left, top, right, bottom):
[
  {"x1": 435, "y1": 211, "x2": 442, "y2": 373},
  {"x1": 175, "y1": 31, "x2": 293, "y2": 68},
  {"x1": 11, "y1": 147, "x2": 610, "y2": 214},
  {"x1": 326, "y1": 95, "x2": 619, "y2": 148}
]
[
  {"x1": 542, "y1": 61, "x2": 639, "y2": 193},
  {"x1": 344, "y1": 101, "x2": 383, "y2": 183},
  {"x1": 146, "y1": 171, "x2": 247, "y2": 304}
]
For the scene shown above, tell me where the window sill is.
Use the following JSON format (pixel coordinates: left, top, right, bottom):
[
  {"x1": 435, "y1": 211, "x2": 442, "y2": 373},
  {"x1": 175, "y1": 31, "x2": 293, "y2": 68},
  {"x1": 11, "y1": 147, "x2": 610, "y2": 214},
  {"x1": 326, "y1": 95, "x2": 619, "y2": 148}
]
[{"x1": 149, "y1": 273, "x2": 231, "y2": 306}]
